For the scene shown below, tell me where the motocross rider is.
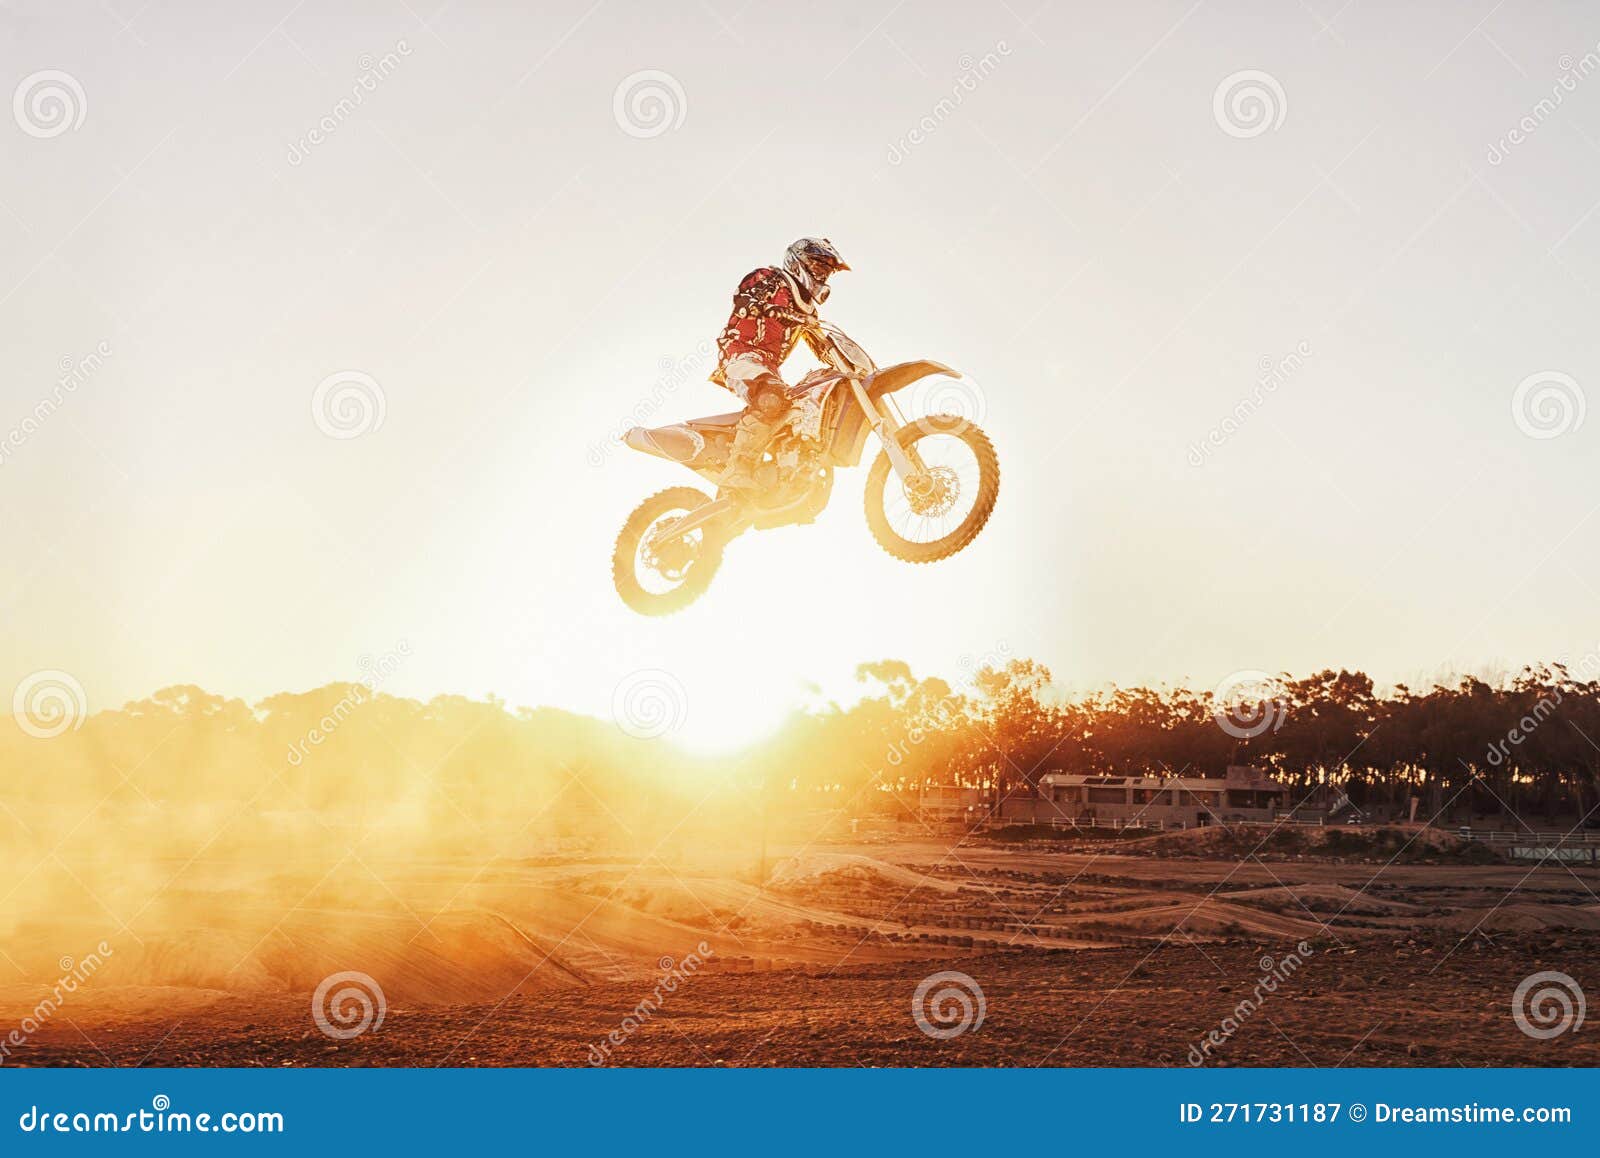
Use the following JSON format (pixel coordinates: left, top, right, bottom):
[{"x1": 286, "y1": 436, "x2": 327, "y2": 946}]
[{"x1": 711, "y1": 237, "x2": 850, "y2": 498}]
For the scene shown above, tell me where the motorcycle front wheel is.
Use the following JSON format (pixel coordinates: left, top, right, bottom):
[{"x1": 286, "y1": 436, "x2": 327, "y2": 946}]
[
  {"x1": 612, "y1": 486, "x2": 725, "y2": 616},
  {"x1": 863, "y1": 416, "x2": 1000, "y2": 564}
]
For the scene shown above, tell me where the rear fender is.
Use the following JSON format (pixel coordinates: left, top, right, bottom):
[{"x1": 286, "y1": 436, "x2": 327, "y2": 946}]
[
  {"x1": 623, "y1": 425, "x2": 729, "y2": 486},
  {"x1": 623, "y1": 424, "x2": 706, "y2": 464}
]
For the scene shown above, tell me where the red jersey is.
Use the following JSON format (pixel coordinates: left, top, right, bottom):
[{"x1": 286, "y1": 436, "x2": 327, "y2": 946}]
[{"x1": 712, "y1": 266, "x2": 817, "y2": 385}]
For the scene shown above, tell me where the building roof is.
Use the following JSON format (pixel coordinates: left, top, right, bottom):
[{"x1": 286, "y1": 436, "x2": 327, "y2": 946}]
[{"x1": 1038, "y1": 765, "x2": 1286, "y2": 794}]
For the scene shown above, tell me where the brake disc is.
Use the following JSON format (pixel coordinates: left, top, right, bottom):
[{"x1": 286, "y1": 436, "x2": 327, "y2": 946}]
[{"x1": 905, "y1": 466, "x2": 960, "y2": 517}]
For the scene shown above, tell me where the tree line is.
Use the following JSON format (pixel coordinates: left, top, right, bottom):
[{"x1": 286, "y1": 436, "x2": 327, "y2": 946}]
[
  {"x1": 7, "y1": 661, "x2": 1599, "y2": 849},
  {"x1": 821, "y1": 660, "x2": 1600, "y2": 825}
]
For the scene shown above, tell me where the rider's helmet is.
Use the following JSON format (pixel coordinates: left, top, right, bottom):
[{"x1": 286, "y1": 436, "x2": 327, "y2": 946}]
[{"x1": 782, "y1": 237, "x2": 849, "y2": 306}]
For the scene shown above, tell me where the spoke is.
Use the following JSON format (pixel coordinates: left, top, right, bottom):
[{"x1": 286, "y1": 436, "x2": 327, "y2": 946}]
[{"x1": 881, "y1": 432, "x2": 982, "y2": 544}]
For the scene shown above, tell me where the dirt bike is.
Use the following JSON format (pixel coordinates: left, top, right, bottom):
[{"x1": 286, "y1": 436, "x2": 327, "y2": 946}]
[{"x1": 611, "y1": 321, "x2": 1000, "y2": 615}]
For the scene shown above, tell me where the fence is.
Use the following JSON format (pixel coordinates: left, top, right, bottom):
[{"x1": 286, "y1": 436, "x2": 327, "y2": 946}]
[
  {"x1": 971, "y1": 814, "x2": 1330, "y2": 835},
  {"x1": 968, "y1": 815, "x2": 1600, "y2": 862},
  {"x1": 1450, "y1": 827, "x2": 1600, "y2": 862},
  {"x1": 1452, "y1": 828, "x2": 1600, "y2": 847}
]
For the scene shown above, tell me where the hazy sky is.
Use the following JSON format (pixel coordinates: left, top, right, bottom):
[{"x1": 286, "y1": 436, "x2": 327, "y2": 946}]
[{"x1": 5, "y1": 0, "x2": 1600, "y2": 748}]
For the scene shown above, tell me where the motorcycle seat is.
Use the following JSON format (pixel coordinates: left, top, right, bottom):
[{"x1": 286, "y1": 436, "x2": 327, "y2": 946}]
[{"x1": 685, "y1": 379, "x2": 837, "y2": 430}]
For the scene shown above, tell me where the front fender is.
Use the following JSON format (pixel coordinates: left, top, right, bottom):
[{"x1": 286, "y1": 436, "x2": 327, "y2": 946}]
[{"x1": 866, "y1": 359, "x2": 957, "y2": 402}]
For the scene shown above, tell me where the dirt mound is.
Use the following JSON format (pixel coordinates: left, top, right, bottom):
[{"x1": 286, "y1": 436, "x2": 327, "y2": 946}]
[
  {"x1": 1062, "y1": 898, "x2": 1331, "y2": 940},
  {"x1": 0, "y1": 906, "x2": 595, "y2": 1028},
  {"x1": 0, "y1": 984, "x2": 229, "y2": 1026},
  {"x1": 978, "y1": 824, "x2": 1148, "y2": 844},
  {"x1": 1225, "y1": 882, "x2": 1421, "y2": 915},
  {"x1": 1126, "y1": 824, "x2": 1502, "y2": 864},
  {"x1": 1440, "y1": 903, "x2": 1600, "y2": 932},
  {"x1": 766, "y1": 853, "x2": 961, "y2": 893},
  {"x1": 73, "y1": 910, "x2": 589, "y2": 1005}
]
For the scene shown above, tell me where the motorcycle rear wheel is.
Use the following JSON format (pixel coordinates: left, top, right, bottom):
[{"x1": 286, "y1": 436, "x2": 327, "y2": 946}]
[
  {"x1": 612, "y1": 487, "x2": 725, "y2": 616},
  {"x1": 864, "y1": 416, "x2": 999, "y2": 564}
]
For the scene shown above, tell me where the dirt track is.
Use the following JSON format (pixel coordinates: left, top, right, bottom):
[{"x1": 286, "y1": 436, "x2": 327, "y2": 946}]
[
  {"x1": 4, "y1": 828, "x2": 1598, "y2": 1067},
  {"x1": 10, "y1": 933, "x2": 1598, "y2": 1067}
]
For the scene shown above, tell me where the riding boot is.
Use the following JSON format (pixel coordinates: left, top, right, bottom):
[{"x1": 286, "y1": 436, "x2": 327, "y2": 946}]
[{"x1": 717, "y1": 411, "x2": 775, "y2": 498}]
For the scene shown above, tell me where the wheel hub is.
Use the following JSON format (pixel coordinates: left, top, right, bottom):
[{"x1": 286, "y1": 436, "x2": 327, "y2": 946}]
[
  {"x1": 903, "y1": 466, "x2": 959, "y2": 517},
  {"x1": 642, "y1": 518, "x2": 698, "y2": 580}
]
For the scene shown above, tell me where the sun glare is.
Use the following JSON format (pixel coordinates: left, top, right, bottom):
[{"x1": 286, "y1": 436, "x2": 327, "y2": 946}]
[{"x1": 671, "y1": 679, "x2": 793, "y2": 756}]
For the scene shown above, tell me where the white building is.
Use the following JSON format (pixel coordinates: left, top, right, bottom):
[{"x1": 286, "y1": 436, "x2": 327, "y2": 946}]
[{"x1": 1007, "y1": 765, "x2": 1287, "y2": 827}]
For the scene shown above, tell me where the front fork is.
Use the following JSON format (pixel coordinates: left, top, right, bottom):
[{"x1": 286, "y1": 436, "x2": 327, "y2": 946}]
[{"x1": 848, "y1": 378, "x2": 925, "y2": 480}]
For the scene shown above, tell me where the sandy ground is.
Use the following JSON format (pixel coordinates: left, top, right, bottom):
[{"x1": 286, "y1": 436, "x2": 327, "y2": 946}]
[
  {"x1": 6, "y1": 933, "x2": 1598, "y2": 1067},
  {"x1": 4, "y1": 828, "x2": 1598, "y2": 1067}
]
